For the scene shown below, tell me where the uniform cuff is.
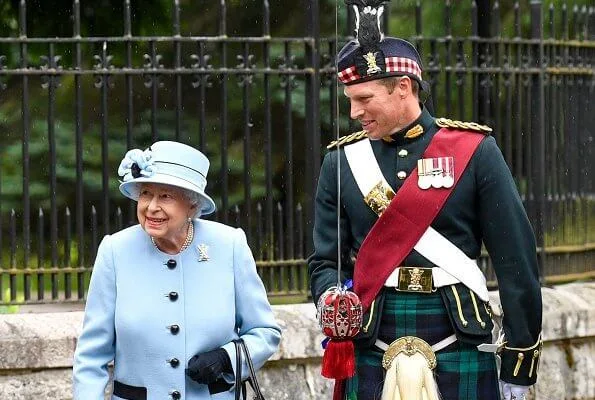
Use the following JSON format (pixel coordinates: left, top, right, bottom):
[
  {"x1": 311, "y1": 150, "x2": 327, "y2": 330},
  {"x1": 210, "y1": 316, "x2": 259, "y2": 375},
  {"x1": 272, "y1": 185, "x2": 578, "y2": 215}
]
[{"x1": 499, "y1": 335, "x2": 542, "y2": 386}]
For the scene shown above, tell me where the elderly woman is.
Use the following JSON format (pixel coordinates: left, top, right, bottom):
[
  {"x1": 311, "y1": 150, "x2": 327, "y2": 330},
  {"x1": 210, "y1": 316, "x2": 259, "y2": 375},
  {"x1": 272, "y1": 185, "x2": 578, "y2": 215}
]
[{"x1": 73, "y1": 141, "x2": 281, "y2": 400}]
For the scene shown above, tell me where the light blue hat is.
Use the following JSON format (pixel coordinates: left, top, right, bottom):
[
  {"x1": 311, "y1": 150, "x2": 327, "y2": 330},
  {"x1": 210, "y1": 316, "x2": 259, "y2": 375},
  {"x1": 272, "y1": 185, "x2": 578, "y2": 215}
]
[{"x1": 118, "y1": 141, "x2": 216, "y2": 216}]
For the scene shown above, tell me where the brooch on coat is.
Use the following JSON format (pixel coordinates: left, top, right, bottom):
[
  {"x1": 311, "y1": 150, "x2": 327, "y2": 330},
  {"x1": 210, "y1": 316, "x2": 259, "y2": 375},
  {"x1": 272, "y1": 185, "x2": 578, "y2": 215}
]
[{"x1": 197, "y1": 244, "x2": 209, "y2": 262}]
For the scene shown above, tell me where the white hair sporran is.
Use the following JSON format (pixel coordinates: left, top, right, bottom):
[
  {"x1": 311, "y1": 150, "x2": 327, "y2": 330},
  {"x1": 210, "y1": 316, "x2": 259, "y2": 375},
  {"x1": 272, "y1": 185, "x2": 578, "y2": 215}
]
[{"x1": 380, "y1": 336, "x2": 441, "y2": 400}]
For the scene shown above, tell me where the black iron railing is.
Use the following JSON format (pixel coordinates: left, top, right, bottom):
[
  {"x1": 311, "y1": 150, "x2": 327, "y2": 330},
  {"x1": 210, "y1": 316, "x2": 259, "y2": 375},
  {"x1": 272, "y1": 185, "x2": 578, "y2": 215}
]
[{"x1": 0, "y1": 1, "x2": 593, "y2": 306}]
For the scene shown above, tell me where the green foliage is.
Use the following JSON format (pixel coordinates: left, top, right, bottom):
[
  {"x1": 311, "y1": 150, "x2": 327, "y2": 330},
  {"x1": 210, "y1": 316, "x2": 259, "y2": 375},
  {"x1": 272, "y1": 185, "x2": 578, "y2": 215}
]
[{"x1": 0, "y1": 288, "x2": 20, "y2": 313}]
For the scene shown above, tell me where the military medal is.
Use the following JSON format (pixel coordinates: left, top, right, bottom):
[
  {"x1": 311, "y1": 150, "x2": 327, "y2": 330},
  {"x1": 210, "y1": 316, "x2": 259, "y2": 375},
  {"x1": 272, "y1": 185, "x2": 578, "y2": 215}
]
[
  {"x1": 417, "y1": 157, "x2": 454, "y2": 189},
  {"x1": 441, "y1": 157, "x2": 455, "y2": 188},
  {"x1": 417, "y1": 159, "x2": 432, "y2": 189}
]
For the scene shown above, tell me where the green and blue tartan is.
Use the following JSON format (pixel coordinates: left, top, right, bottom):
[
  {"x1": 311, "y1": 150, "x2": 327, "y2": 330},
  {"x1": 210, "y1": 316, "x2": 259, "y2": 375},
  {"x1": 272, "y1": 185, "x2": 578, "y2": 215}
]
[{"x1": 345, "y1": 290, "x2": 499, "y2": 400}]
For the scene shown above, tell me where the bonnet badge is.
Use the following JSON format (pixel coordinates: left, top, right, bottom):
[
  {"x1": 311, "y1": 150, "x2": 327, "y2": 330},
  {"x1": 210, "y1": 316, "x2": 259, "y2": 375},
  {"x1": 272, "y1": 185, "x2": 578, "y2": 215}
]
[{"x1": 363, "y1": 52, "x2": 382, "y2": 75}]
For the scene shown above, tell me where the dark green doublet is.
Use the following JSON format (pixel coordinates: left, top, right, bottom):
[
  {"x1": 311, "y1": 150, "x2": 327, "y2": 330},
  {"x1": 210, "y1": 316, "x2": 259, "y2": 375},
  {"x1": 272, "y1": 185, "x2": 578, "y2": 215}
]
[{"x1": 308, "y1": 107, "x2": 543, "y2": 386}]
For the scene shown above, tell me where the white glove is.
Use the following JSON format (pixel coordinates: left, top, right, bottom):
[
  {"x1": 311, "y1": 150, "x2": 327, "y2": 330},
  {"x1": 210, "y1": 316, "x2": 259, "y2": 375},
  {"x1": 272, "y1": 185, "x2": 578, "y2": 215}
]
[{"x1": 499, "y1": 381, "x2": 530, "y2": 400}]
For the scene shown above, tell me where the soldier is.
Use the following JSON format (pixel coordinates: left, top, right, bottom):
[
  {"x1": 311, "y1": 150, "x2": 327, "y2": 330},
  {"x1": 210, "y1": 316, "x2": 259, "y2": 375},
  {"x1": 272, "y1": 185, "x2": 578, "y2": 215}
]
[{"x1": 308, "y1": 1, "x2": 542, "y2": 400}]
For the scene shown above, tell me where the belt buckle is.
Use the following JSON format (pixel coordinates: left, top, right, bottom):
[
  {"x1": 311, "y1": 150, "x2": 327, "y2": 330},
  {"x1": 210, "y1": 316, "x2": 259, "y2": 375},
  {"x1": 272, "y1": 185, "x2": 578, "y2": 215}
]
[{"x1": 396, "y1": 267, "x2": 433, "y2": 293}]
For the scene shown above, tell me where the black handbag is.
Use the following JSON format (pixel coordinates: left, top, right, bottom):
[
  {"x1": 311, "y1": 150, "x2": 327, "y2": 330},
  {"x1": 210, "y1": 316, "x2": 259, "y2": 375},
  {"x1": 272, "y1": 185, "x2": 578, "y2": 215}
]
[{"x1": 234, "y1": 339, "x2": 266, "y2": 400}]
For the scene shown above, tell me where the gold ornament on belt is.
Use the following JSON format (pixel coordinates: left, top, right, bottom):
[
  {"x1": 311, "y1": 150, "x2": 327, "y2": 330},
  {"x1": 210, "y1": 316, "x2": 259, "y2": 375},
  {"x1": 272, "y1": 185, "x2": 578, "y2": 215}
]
[
  {"x1": 408, "y1": 268, "x2": 423, "y2": 290},
  {"x1": 380, "y1": 336, "x2": 441, "y2": 400},
  {"x1": 382, "y1": 336, "x2": 437, "y2": 370}
]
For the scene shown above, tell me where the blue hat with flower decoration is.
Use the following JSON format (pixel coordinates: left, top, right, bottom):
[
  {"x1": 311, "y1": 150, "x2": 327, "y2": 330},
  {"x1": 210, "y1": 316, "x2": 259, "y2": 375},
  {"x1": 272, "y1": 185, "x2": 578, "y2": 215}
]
[
  {"x1": 337, "y1": 0, "x2": 429, "y2": 92},
  {"x1": 118, "y1": 141, "x2": 216, "y2": 216}
]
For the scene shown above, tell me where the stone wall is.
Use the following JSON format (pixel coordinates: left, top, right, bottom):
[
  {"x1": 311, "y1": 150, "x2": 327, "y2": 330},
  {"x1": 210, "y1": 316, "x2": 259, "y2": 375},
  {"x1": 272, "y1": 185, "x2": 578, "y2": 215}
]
[{"x1": 0, "y1": 282, "x2": 593, "y2": 399}]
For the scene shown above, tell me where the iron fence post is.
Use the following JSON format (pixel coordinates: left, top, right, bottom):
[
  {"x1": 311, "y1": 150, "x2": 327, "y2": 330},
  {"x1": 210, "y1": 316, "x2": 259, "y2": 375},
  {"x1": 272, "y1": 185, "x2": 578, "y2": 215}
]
[
  {"x1": 588, "y1": 6, "x2": 594, "y2": 197},
  {"x1": 475, "y1": 0, "x2": 491, "y2": 124},
  {"x1": 305, "y1": 0, "x2": 320, "y2": 257},
  {"x1": 531, "y1": 1, "x2": 546, "y2": 282},
  {"x1": 19, "y1": 0, "x2": 31, "y2": 273}
]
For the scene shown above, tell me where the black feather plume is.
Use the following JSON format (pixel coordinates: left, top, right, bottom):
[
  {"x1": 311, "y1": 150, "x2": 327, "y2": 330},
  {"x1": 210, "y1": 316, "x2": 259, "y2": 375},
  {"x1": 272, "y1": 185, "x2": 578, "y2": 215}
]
[
  {"x1": 344, "y1": 0, "x2": 389, "y2": 8},
  {"x1": 344, "y1": 0, "x2": 389, "y2": 51},
  {"x1": 357, "y1": 11, "x2": 381, "y2": 51}
]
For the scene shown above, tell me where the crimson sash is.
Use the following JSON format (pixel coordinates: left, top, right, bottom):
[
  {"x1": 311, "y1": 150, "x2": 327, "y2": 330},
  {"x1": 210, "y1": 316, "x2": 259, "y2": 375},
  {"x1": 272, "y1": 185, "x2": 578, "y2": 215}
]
[{"x1": 353, "y1": 128, "x2": 486, "y2": 312}]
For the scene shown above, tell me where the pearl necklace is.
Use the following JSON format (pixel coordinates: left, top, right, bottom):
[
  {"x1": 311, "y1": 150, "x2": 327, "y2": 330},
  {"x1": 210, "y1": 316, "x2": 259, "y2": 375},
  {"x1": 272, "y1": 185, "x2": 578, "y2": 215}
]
[{"x1": 151, "y1": 222, "x2": 194, "y2": 253}]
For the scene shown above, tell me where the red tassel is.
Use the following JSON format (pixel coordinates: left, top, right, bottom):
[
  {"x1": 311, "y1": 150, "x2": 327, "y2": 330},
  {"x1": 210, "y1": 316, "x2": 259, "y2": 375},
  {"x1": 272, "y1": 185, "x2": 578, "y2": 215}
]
[{"x1": 321, "y1": 339, "x2": 356, "y2": 380}]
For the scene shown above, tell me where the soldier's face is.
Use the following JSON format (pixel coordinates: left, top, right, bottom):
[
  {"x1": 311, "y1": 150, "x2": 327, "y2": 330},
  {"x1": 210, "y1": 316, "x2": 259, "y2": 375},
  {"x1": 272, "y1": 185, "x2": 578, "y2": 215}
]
[{"x1": 344, "y1": 80, "x2": 406, "y2": 140}]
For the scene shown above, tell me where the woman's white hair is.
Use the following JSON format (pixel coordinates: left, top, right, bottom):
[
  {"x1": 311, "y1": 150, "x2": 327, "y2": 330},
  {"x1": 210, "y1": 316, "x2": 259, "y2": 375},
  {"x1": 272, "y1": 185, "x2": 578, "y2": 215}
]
[
  {"x1": 182, "y1": 188, "x2": 204, "y2": 218},
  {"x1": 136, "y1": 182, "x2": 204, "y2": 218}
]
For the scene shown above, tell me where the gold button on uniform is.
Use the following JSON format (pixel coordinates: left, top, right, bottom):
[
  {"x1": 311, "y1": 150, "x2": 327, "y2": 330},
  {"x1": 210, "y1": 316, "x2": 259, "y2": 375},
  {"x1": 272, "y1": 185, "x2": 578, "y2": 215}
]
[
  {"x1": 397, "y1": 171, "x2": 407, "y2": 180},
  {"x1": 398, "y1": 149, "x2": 408, "y2": 158}
]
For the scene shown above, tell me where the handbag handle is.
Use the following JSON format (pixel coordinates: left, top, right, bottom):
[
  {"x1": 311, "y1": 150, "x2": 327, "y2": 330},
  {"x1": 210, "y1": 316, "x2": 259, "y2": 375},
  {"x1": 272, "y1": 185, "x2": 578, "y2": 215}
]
[{"x1": 233, "y1": 339, "x2": 266, "y2": 400}]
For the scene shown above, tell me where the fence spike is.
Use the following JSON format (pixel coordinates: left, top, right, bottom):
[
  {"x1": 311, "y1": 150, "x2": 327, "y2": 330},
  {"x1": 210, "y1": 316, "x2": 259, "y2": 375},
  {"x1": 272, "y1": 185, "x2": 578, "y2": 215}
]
[
  {"x1": 444, "y1": 0, "x2": 452, "y2": 37},
  {"x1": 415, "y1": 2, "x2": 422, "y2": 37},
  {"x1": 256, "y1": 202, "x2": 263, "y2": 261},
  {"x1": 10, "y1": 209, "x2": 16, "y2": 269},
  {"x1": 581, "y1": 5, "x2": 588, "y2": 40},
  {"x1": 33, "y1": 208, "x2": 44, "y2": 273},
  {"x1": 471, "y1": 1, "x2": 478, "y2": 37},
  {"x1": 91, "y1": 205, "x2": 98, "y2": 263},
  {"x1": 590, "y1": 6, "x2": 595, "y2": 40},
  {"x1": 124, "y1": 0, "x2": 132, "y2": 37},
  {"x1": 116, "y1": 206, "x2": 123, "y2": 232},
  {"x1": 493, "y1": 1, "x2": 501, "y2": 37},
  {"x1": 263, "y1": 0, "x2": 270, "y2": 37},
  {"x1": 173, "y1": 0, "x2": 181, "y2": 36},
  {"x1": 276, "y1": 202, "x2": 284, "y2": 261},
  {"x1": 64, "y1": 207, "x2": 72, "y2": 298},
  {"x1": 9, "y1": 209, "x2": 17, "y2": 301},
  {"x1": 233, "y1": 204, "x2": 241, "y2": 228},
  {"x1": 562, "y1": 3, "x2": 568, "y2": 40},
  {"x1": 19, "y1": 0, "x2": 26, "y2": 37},
  {"x1": 549, "y1": 3, "x2": 555, "y2": 39},
  {"x1": 37, "y1": 207, "x2": 45, "y2": 300},
  {"x1": 219, "y1": 0, "x2": 227, "y2": 36},
  {"x1": 514, "y1": 2, "x2": 521, "y2": 38},
  {"x1": 296, "y1": 203, "x2": 303, "y2": 260},
  {"x1": 73, "y1": 0, "x2": 81, "y2": 37},
  {"x1": 572, "y1": 4, "x2": 579, "y2": 40}
]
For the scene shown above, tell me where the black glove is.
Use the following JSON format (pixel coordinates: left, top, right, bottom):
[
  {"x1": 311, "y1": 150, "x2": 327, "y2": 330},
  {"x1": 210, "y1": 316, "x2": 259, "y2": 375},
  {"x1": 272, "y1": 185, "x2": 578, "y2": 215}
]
[{"x1": 186, "y1": 348, "x2": 233, "y2": 384}]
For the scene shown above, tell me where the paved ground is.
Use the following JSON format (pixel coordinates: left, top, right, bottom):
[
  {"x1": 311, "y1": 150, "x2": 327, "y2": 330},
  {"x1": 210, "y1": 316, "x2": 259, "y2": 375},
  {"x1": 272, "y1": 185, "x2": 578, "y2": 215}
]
[{"x1": 16, "y1": 303, "x2": 85, "y2": 313}]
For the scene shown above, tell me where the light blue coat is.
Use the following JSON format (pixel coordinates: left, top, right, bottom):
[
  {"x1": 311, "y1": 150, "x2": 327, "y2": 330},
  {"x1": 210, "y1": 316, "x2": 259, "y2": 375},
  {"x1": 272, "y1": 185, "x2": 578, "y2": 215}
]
[{"x1": 73, "y1": 219, "x2": 281, "y2": 400}]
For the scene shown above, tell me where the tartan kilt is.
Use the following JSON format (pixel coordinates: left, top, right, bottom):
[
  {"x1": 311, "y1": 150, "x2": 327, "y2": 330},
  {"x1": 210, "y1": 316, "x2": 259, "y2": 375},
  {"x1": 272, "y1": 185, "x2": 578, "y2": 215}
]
[{"x1": 345, "y1": 289, "x2": 500, "y2": 400}]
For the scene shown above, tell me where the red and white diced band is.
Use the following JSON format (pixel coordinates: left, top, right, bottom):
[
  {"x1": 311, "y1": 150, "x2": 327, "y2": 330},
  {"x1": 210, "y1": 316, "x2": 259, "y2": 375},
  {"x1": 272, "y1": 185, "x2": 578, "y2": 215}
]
[{"x1": 338, "y1": 56, "x2": 422, "y2": 84}]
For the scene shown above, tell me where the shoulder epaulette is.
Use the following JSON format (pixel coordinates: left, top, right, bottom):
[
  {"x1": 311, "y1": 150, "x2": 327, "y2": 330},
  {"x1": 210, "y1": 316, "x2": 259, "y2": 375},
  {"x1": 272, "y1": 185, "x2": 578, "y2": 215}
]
[
  {"x1": 435, "y1": 118, "x2": 492, "y2": 135},
  {"x1": 326, "y1": 130, "x2": 368, "y2": 150}
]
